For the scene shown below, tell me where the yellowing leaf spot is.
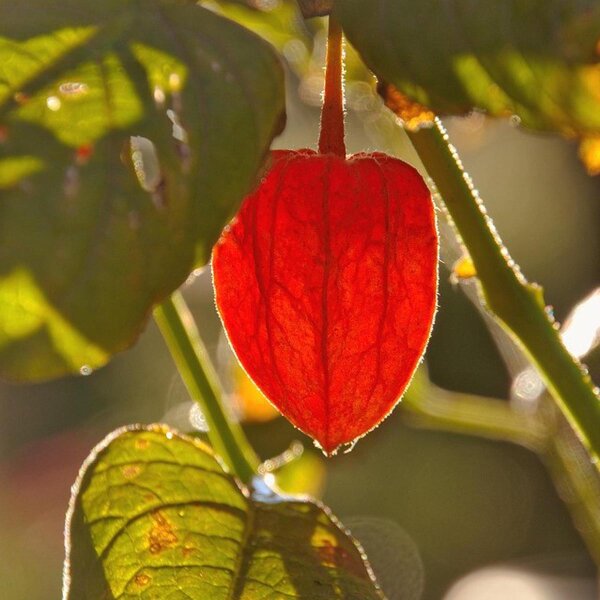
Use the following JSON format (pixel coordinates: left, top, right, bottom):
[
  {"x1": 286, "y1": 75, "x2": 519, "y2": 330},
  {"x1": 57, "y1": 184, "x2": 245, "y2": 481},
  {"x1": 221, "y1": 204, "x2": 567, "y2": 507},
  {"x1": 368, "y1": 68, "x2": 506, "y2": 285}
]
[
  {"x1": 310, "y1": 524, "x2": 365, "y2": 577},
  {"x1": 148, "y1": 511, "x2": 178, "y2": 554},
  {"x1": 121, "y1": 464, "x2": 142, "y2": 479},
  {"x1": 135, "y1": 438, "x2": 150, "y2": 450},
  {"x1": 316, "y1": 540, "x2": 364, "y2": 577},
  {"x1": 182, "y1": 545, "x2": 195, "y2": 557},
  {"x1": 134, "y1": 572, "x2": 151, "y2": 587}
]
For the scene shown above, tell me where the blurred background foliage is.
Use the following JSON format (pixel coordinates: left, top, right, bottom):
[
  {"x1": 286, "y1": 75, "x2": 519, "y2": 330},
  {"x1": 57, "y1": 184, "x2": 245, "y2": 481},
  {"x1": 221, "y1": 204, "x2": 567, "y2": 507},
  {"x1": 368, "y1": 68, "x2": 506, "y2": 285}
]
[{"x1": 1, "y1": 1, "x2": 599, "y2": 598}]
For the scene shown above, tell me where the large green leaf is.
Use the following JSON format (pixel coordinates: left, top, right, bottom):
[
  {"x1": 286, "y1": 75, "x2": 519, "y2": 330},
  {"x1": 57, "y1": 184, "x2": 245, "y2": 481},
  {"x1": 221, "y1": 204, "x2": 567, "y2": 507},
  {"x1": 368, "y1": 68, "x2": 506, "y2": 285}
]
[
  {"x1": 64, "y1": 425, "x2": 384, "y2": 599},
  {"x1": 335, "y1": 0, "x2": 600, "y2": 135},
  {"x1": 0, "y1": 0, "x2": 285, "y2": 381}
]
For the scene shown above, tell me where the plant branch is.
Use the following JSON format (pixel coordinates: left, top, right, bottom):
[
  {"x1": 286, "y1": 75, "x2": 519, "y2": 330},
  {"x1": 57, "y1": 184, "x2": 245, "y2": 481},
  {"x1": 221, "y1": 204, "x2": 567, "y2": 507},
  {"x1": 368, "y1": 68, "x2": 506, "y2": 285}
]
[
  {"x1": 402, "y1": 369, "x2": 549, "y2": 453},
  {"x1": 406, "y1": 118, "x2": 600, "y2": 463},
  {"x1": 154, "y1": 292, "x2": 259, "y2": 484}
]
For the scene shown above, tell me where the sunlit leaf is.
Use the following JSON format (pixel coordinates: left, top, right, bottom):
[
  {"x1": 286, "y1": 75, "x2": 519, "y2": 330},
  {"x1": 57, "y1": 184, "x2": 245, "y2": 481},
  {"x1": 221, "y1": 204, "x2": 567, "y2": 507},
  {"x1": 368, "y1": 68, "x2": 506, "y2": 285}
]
[
  {"x1": 0, "y1": 0, "x2": 285, "y2": 381},
  {"x1": 64, "y1": 425, "x2": 384, "y2": 599},
  {"x1": 336, "y1": 0, "x2": 600, "y2": 135},
  {"x1": 210, "y1": 0, "x2": 313, "y2": 74}
]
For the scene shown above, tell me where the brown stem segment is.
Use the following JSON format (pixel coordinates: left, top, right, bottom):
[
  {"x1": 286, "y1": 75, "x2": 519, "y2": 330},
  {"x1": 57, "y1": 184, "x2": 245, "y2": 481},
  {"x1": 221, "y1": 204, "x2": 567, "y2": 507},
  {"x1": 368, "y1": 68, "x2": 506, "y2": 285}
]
[{"x1": 319, "y1": 18, "x2": 346, "y2": 156}]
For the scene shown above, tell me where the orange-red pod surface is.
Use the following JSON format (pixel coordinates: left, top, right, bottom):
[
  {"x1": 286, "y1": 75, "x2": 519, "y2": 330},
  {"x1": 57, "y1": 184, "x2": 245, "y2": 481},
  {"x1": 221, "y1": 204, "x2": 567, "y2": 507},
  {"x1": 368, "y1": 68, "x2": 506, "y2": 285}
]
[{"x1": 212, "y1": 149, "x2": 438, "y2": 454}]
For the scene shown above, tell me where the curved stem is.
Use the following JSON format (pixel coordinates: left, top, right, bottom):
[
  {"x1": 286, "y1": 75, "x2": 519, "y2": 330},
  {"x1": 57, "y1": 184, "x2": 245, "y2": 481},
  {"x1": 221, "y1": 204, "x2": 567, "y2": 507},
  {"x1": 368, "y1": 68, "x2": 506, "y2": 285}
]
[
  {"x1": 406, "y1": 118, "x2": 600, "y2": 463},
  {"x1": 319, "y1": 17, "x2": 346, "y2": 156},
  {"x1": 402, "y1": 370, "x2": 549, "y2": 453},
  {"x1": 154, "y1": 292, "x2": 260, "y2": 484}
]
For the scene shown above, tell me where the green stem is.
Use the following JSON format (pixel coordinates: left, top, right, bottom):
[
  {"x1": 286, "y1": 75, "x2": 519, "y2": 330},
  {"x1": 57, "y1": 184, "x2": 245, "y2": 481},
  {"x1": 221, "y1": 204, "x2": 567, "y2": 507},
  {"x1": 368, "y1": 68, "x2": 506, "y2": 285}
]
[
  {"x1": 402, "y1": 372, "x2": 548, "y2": 453},
  {"x1": 154, "y1": 292, "x2": 260, "y2": 484},
  {"x1": 319, "y1": 17, "x2": 346, "y2": 157},
  {"x1": 544, "y1": 412, "x2": 600, "y2": 563},
  {"x1": 406, "y1": 118, "x2": 600, "y2": 463}
]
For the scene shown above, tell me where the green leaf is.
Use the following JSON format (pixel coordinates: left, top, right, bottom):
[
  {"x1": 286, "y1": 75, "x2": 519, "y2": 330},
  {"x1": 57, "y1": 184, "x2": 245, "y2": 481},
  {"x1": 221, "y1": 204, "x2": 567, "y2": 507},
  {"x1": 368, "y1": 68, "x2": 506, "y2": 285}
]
[
  {"x1": 0, "y1": 0, "x2": 285, "y2": 381},
  {"x1": 64, "y1": 425, "x2": 384, "y2": 600},
  {"x1": 335, "y1": 0, "x2": 600, "y2": 135}
]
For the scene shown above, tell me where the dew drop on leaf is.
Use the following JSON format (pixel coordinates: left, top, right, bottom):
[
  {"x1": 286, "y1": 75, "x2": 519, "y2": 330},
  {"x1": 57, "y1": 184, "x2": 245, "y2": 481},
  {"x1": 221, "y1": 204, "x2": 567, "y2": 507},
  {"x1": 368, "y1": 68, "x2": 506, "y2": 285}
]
[
  {"x1": 46, "y1": 95, "x2": 61, "y2": 111},
  {"x1": 130, "y1": 136, "x2": 162, "y2": 193},
  {"x1": 153, "y1": 86, "x2": 166, "y2": 106}
]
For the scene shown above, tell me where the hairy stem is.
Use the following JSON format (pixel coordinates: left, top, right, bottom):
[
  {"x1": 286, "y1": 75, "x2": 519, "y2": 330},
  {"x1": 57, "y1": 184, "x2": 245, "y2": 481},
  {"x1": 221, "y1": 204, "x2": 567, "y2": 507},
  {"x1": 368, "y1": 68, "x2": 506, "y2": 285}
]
[
  {"x1": 319, "y1": 17, "x2": 346, "y2": 156},
  {"x1": 407, "y1": 118, "x2": 600, "y2": 463},
  {"x1": 154, "y1": 292, "x2": 259, "y2": 483}
]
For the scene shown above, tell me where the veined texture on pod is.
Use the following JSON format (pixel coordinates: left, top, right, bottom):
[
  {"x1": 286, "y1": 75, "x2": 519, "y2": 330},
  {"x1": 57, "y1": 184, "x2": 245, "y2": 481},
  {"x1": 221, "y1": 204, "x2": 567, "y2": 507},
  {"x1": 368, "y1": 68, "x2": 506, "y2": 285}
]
[{"x1": 212, "y1": 149, "x2": 438, "y2": 454}]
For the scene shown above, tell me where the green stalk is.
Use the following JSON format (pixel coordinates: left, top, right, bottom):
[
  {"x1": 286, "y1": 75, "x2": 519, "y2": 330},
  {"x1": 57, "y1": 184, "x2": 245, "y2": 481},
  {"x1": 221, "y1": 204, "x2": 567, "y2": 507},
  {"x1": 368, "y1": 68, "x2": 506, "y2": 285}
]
[
  {"x1": 406, "y1": 118, "x2": 600, "y2": 463},
  {"x1": 402, "y1": 370, "x2": 548, "y2": 453},
  {"x1": 154, "y1": 292, "x2": 259, "y2": 484}
]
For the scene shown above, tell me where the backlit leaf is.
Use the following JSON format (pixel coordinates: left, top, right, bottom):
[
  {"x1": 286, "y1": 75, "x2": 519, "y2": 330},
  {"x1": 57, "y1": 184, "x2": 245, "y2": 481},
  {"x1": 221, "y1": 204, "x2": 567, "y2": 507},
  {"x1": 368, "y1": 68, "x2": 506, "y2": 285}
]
[
  {"x1": 336, "y1": 0, "x2": 600, "y2": 135},
  {"x1": 0, "y1": 0, "x2": 285, "y2": 381},
  {"x1": 64, "y1": 425, "x2": 383, "y2": 599}
]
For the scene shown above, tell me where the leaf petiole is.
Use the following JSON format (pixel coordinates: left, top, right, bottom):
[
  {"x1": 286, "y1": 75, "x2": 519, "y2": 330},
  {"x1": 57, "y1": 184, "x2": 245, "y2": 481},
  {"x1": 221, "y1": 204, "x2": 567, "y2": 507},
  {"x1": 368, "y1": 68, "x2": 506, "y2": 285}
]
[{"x1": 154, "y1": 292, "x2": 260, "y2": 484}]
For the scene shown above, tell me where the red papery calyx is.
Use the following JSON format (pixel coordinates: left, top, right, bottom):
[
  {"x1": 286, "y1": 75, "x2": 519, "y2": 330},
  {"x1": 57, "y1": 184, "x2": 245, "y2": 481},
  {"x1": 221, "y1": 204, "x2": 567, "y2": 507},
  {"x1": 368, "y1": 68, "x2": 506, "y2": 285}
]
[{"x1": 212, "y1": 149, "x2": 437, "y2": 454}]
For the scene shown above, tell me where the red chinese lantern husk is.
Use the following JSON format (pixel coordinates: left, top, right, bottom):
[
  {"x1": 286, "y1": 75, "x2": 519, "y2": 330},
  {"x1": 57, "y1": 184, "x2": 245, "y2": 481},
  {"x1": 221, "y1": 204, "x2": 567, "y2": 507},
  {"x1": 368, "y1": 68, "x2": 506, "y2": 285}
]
[{"x1": 212, "y1": 19, "x2": 438, "y2": 454}]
